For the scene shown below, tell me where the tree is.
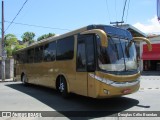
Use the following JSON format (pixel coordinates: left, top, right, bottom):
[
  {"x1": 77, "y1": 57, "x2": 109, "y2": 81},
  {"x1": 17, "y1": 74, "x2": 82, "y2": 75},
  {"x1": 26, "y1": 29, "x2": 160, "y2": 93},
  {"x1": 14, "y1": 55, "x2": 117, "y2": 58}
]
[
  {"x1": 12, "y1": 44, "x2": 26, "y2": 55},
  {"x1": 21, "y1": 32, "x2": 35, "y2": 44},
  {"x1": 37, "y1": 33, "x2": 55, "y2": 41},
  {"x1": 4, "y1": 34, "x2": 18, "y2": 46},
  {"x1": 4, "y1": 34, "x2": 25, "y2": 57}
]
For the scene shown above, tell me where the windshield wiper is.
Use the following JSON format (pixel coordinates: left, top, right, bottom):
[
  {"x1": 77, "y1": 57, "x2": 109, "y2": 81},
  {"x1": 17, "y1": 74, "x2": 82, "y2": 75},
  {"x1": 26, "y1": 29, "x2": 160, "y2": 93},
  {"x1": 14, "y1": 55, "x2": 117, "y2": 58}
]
[
  {"x1": 125, "y1": 40, "x2": 134, "y2": 58},
  {"x1": 109, "y1": 36, "x2": 120, "y2": 60}
]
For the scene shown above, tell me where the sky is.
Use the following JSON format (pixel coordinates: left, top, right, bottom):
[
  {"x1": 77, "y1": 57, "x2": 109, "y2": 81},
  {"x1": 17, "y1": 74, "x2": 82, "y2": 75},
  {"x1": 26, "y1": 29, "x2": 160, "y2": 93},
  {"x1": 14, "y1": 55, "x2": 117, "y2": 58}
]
[{"x1": 0, "y1": 0, "x2": 159, "y2": 40}]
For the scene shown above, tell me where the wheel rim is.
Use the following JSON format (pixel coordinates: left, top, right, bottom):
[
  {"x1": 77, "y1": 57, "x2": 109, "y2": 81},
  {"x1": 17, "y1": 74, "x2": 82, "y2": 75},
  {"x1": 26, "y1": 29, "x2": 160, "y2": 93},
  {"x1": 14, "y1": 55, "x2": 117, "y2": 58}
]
[
  {"x1": 59, "y1": 77, "x2": 64, "y2": 92},
  {"x1": 59, "y1": 82, "x2": 64, "y2": 92}
]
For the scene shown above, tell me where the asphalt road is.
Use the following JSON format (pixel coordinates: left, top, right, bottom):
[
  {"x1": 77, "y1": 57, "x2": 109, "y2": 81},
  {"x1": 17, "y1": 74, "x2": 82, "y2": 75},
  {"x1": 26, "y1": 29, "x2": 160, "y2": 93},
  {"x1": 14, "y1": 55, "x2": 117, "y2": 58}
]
[{"x1": 0, "y1": 76, "x2": 160, "y2": 120}]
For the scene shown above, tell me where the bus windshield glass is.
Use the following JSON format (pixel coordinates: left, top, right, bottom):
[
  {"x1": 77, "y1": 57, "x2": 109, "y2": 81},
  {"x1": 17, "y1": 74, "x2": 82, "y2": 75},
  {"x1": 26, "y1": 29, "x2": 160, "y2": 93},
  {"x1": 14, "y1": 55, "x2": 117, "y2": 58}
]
[{"x1": 97, "y1": 36, "x2": 137, "y2": 72}]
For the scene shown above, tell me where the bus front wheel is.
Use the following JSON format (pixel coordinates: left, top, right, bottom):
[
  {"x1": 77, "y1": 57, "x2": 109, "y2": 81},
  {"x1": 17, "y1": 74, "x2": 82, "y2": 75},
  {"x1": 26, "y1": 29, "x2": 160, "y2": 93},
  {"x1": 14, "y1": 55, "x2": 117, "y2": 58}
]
[{"x1": 58, "y1": 76, "x2": 69, "y2": 98}]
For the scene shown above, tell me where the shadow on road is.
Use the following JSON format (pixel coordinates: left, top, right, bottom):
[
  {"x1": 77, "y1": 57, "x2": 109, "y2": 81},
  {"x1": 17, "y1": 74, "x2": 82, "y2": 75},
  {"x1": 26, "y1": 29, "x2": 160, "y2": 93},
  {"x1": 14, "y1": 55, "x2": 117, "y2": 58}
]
[{"x1": 6, "y1": 82, "x2": 139, "y2": 119}]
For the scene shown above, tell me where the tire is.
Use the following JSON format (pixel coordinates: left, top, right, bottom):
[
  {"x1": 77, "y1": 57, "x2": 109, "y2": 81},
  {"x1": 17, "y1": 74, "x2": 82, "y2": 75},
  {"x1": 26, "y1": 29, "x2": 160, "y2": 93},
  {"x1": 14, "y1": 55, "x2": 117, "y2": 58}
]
[
  {"x1": 58, "y1": 76, "x2": 69, "y2": 98},
  {"x1": 22, "y1": 74, "x2": 28, "y2": 86}
]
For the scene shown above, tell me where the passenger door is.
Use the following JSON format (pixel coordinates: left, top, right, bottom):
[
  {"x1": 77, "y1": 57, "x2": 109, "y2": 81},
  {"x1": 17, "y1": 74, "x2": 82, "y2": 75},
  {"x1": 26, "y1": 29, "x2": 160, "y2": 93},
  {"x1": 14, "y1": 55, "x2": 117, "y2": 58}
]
[{"x1": 76, "y1": 35, "x2": 96, "y2": 96}]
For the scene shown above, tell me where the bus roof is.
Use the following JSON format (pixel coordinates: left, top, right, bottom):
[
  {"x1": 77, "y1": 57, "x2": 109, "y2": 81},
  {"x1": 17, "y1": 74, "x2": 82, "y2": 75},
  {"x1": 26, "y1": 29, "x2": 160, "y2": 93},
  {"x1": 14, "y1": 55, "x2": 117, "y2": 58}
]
[
  {"x1": 16, "y1": 24, "x2": 132, "y2": 52},
  {"x1": 16, "y1": 26, "x2": 88, "y2": 52},
  {"x1": 87, "y1": 24, "x2": 133, "y2": 40}
]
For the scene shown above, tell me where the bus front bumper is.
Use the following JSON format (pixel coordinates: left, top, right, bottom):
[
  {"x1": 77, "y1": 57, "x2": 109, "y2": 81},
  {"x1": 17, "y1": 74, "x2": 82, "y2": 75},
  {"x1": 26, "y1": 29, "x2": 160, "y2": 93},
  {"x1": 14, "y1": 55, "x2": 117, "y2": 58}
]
[
  {"x1": 95, "y1": 78, "x2": 140, "y2": 98},
  {"x1": 89, "y1": 72, "x2": 140, "y2": 98}
]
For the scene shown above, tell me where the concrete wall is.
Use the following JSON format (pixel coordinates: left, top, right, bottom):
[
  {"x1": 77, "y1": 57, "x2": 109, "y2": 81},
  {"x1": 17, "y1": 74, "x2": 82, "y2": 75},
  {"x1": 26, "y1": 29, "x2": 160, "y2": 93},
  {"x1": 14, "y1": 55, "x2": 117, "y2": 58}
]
[{"x1": 0, "y1": 59, "x2": 14, "y2": 79}]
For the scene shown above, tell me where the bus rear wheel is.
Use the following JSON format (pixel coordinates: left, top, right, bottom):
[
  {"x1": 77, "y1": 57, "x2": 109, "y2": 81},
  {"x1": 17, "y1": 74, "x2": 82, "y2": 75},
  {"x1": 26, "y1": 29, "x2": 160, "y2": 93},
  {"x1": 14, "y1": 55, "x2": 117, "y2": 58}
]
[{"x1": 58, "y1": 76, "x2": 69, "y2": 98}]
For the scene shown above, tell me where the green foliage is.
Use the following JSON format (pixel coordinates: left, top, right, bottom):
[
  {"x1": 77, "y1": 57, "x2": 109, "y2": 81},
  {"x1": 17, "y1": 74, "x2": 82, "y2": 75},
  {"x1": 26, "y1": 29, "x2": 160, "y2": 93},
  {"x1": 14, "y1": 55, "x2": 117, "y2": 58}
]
[
  {"x1": 21, "y1": 32, "x2": 35, "y2": 43},
  {"x1": 4, "y1": 34, "x2": 26, "y2": 57},
  {"x1": 4, "y1": 32, "x2": 55, "y2": 57},
  {"x1": 37, "y1": 33, "x2": 55, "y2": 41},
  {"x1": 4, "y1": 34, "x2": 18, "y2": 46},
  {"x1": 5, "y1": 47, "x2": 12, "y2": 57},
  {"x1": 12, "y1": 45, "x2": 26, "y2": 55}
]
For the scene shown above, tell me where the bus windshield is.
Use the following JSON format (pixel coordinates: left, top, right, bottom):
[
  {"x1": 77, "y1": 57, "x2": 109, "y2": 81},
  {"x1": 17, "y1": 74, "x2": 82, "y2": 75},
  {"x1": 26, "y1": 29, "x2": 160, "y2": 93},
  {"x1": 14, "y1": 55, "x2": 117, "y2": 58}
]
[{"x1": 97, "y1": 36, "x2": 137, "y2": 72}]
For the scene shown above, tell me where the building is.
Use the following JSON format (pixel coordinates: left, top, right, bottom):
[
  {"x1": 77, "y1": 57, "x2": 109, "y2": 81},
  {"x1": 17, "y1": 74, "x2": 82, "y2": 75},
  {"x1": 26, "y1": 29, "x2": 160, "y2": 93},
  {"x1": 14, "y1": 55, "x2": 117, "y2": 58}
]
[
  {"x1": 119, "y1": 24, "x2": 146, "y2": 37},
  {"x1": 140, "y1": 35, "x2": 160, "y2": 71},
  {"x1": 120, "y1": 25, "x2": 160, "y2": 71}
]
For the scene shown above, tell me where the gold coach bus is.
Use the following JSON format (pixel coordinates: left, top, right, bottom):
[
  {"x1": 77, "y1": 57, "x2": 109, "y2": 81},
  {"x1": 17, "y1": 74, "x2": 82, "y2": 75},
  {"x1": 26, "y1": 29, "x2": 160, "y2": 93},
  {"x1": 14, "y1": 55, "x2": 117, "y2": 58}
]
[{"x1": 14, "y1": 25, "x2": 152, "y2": 98}]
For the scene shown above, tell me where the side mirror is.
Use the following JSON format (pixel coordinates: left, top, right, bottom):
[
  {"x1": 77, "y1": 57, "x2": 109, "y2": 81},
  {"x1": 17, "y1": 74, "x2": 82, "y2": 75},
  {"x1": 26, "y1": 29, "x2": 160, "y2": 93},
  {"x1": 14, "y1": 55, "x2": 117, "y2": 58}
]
[
  {"x1": 81, "y1": 29, "x2": 108, "y2": 47},
  {"x1": 133, "y1": 37, "x2": 152, "y2": 51}
]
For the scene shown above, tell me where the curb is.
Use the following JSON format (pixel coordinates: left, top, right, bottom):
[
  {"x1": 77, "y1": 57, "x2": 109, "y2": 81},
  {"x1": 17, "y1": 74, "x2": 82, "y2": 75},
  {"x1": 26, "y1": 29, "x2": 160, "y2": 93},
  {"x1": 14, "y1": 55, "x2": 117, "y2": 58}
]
[
  {"x1": 0, "y1": 79, "x2": 14, "y2": 82},
  {"x1": 139, "y1": 87, "x2": 160, "y2": 91}
]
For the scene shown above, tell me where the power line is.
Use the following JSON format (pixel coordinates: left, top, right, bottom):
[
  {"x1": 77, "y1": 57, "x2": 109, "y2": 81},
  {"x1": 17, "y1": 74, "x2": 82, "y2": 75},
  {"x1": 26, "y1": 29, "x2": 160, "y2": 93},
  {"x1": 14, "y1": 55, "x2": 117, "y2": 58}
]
[
  {"x1": 5, "y1": 21, "x2": 71, "y2": 31},
  {"x1": 125, "y1": 0, "x2": 131, "y2": 23},
  {"x1": 4, "y1": 32, "x2": 42, "y2": 39},
  {"x1": 105, "y1": 0, "x2": 111, "y2": 22},
  {"x1": 121, "y1": 0, "x2": 128, "y2": 22},
  {"x1": 5, "y1": 0, "x2": 29, "y2": 32}
]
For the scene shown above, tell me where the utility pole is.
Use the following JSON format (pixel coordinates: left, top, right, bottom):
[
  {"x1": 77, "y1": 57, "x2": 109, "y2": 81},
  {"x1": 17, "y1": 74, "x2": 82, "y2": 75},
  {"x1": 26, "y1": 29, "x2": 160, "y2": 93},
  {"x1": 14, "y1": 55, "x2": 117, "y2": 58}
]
[{"x1": 1, "y1": 0, "x2": 5, "y2": 81}]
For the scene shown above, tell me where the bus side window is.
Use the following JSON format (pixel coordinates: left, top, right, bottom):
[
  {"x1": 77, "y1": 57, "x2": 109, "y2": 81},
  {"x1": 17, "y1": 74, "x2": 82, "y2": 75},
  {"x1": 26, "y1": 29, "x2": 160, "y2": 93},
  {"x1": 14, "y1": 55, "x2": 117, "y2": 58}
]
[
  {"x1": 16, "y1": 54, "x2": 20, "y2": 64},
  {"x1": 44, "y1": 41, "x2": 56, "y2": 62},
  {"x1": 27, "y1": 49, "x2": 34, "y2": 63},
  {"x1": 17, "y1": 52, "x2": 24, "y2": 64},
  {"x1": 77, "y1": 39, "x2": 87, "y2": 71},
  {"x1": 77, "y1": 35, "x2": 95, "y2": 72},
  {"x1": 23, "y1": 51, "x2": 27, "y2": 63},
  {"x1": 20, "y1": 51, "x2": 27, "y2": 64},
  {"x1": 34, "y1": 46, "x2": 43, "y2": 63},
  {"x1": 56, "y1": 36, "x2": 74, "y2": 60},
  {"x1": 86, "y1": 35, "x2": 95, "y2": 72}
]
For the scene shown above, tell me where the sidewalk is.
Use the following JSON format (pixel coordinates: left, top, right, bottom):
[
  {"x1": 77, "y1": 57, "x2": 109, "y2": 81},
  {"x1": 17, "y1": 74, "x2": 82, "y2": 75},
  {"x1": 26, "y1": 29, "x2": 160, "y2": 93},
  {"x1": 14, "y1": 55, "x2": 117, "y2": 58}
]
[
  {"x1": 141, "y1": 71, "x2": 160, "y2": 76},
  {"x1": 140, "y1": 75, "x2": 160, "y2": 81},
  {"x1": 0, "y1": 78, "x2": 14, "y2": 82}
]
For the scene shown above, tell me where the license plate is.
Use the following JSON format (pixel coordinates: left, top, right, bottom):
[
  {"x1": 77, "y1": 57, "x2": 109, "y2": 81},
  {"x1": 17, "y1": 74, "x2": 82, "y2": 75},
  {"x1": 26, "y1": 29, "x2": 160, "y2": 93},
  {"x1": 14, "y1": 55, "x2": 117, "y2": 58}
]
[{"x1": 122, "y1": 89, "x2": 131, "y2": 94}]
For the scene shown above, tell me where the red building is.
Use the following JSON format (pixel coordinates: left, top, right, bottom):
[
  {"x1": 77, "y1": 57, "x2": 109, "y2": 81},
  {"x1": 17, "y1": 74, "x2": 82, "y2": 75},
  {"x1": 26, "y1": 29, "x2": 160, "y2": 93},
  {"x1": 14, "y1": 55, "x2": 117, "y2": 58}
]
[{"x1": 141, "y1": 35, "x2": 160, "y2": 71}]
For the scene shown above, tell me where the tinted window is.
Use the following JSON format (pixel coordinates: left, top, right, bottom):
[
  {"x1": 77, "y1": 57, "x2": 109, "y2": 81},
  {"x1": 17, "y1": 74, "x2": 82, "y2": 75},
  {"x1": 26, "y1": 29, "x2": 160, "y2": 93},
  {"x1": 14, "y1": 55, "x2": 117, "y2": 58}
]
[
  {"x1": 15, "y1": 53, "x2": 20, "y2": 64},
  {"x1": 27, "y1": 48, "x2": 34, "y2": 63},
  {"x1": 23, "y1": 51, "x2": 27, "y2": 63},
  {"x1": 21, "y1": 51, "x2": 27, "y2": 63},
  {"x1": 77, "y1": 35, "x2": 95, "y2": 72},
  {"x1": 44, "y1": 41, "x2": 56, "y2": 62},
  {"x1": 77, "y1": 39, "x2": 86, "y2": 71},
  {"x1": 34, "y1": 46, "x2": 43, "y2": 63},
  {"x1": 86, "y1": 36, "x2": 95, "y2": 71},
  {"x1": 56, "y1": 36, "x2": 74, "y2": 60},
  {"x1": 15, "y1": 51, "x2": 27, "y2": 64}
]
